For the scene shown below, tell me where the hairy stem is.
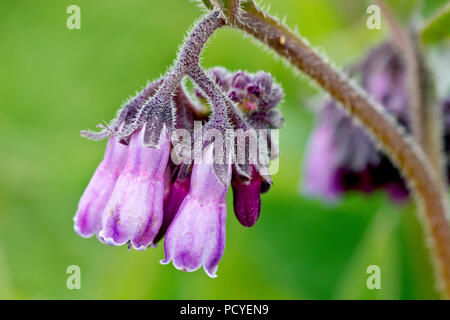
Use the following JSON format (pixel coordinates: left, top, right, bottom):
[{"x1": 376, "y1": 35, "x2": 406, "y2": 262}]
[
  {"x1": 375, "y1": 0, "x2": 446, "y2": 184},
  {"x1": 222, "y1": 0, "x2": 450, "y2": 298},
  {"x1": 375, "y1": 0, "x2": 424, "y2": 145},
  {"x1": 188, "y1": 64, "x2": 230, "y2": 130},
  {"x1": 119, "y1": 10, "x2": 225, "y2": 138}
]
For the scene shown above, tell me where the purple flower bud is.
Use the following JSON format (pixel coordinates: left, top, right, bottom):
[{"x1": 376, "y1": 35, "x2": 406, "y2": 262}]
[
  {"x1": 247, "y1": 84, "x2": 261, "y2": 97},
  {"x1": 254, "y1": 71, "x2": 273, "y2": 93},
  {"x1": 229, "y1": 90, "x2": 244, "y2": 103},
  {"x1": 98, "y1": 126, "x2": 171, "y2": 250},
  {"x1": 154, "y1": 175, "x2": 191, "y2": 244},
  {"x1": 232, "y1": 71, "x2": 252, "y2": 89},
  {"x1": 74, "y1": 136, "x2": 128, "y2": 238},
  {"x1": 209, "y1": 67, "x2": 231, "y2": 90},
  {"x1": 161, "y1": 146, "x2": 231, "y2": 277},
  {"x1": 228, "y1": 71, "x2": 284, "y2": 117},
  {"x1": 231, "y1": 166, "x2": 262, "y2": 227}
]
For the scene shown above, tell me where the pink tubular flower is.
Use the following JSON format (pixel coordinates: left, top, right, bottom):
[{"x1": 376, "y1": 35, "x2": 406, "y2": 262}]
[
  {"x1": 74, "y1": 136, "x2": 128, "y2": 238},
  {"x1": 98, "y1": 125, "x2": 171, "y2": 250},
  {"x1": 161, "y1": 146, "x2": 231, "y2": 278}
]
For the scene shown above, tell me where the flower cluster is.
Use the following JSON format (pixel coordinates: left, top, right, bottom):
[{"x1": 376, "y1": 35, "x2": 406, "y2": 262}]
[
  {"x1": 303, "y1": 42, "x2": 450, "y2": 202},
  {"x1": 74, "y1": 65, "x2": 283, "y2": 277}
]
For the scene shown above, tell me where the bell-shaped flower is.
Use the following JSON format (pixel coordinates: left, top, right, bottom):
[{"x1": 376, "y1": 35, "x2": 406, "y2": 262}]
[
  {"x1": 161, "y1": 146, "x2": 231, "y2": 277},
  {"x1": 98, "y1": 125, "x2": 171, "y2": 250},
  {"x1": 74, "y1": 136, "x2": 128, "y2": 238}
]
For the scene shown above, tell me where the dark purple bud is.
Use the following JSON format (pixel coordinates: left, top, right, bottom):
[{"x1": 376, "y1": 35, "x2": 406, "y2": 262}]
[
  {"x1": 247, "y1": 84, "x2": 261, "y2": 97},
  {"x1": 154, "y1": 175, "x2": 191, "y2": 244},
  {"x1": 232, "y1": 166, "x2": 262, "y2": 227}
]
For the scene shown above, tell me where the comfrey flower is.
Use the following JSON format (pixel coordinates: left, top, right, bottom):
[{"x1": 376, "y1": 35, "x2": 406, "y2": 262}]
[
  {"x1": 74, "y1": 136, "x2": 128, "y2": 238},
  {"x1": 303, "y1": 42, "x2": 450, "y2": 202},
  {"x1": 74, "y1": 11, "x2": 284, "y2": 278},
  {"x1": 98, "y1": 126, "x2": 171, "y2": 250},
  {"x1": 161, "y1": 145, "x2": 230, "y2": 277}
]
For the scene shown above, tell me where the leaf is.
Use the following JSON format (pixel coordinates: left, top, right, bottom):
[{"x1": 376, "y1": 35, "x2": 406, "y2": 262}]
[{"x1": 422, "y1": 1, "x2": 450, "y2": 44}]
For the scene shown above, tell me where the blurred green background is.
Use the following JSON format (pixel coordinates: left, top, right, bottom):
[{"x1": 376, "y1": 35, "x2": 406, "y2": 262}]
[{"x1": 0, "y1": 0, "x2": 447, "y2": 299}]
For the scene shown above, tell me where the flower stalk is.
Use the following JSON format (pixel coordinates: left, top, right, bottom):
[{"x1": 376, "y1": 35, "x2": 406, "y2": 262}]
[{"x1": 375, "y1": 0, "x2": 446, "y2": 184}]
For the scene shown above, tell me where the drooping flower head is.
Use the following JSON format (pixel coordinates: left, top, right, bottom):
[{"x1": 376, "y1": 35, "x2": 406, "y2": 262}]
[
  {"x1": 73, "y1": 9, "x2": 286, "y2": 277},
  {"x1": 75, "y1": 66, "x2": 284, "y2": 276},
  {"x1": 74, "y1": 10, "x2": 284, "y2": 276}
]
